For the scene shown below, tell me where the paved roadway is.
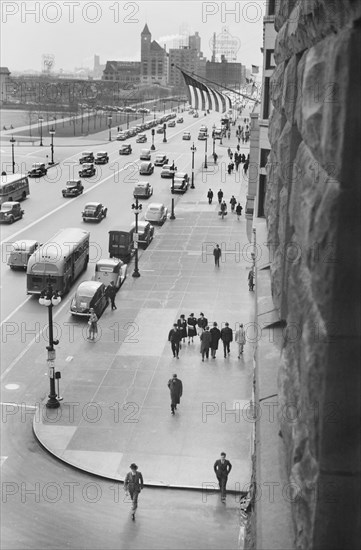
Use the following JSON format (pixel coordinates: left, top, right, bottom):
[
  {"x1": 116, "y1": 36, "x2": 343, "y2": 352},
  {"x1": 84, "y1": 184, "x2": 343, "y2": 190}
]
[{"x1": 0, "y1": 109, "x2": 251, "y2": 549}]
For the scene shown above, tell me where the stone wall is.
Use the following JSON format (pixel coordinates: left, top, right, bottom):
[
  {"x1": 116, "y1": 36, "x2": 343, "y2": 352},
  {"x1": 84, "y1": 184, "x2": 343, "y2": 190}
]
[{"x1": 265, "y1": 1, "x2": 361, "y2": 548}]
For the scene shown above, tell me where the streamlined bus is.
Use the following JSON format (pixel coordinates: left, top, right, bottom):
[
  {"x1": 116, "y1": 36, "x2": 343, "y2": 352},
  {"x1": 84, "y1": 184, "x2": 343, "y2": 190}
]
[
  {"x1": 0, "y1": 174, "x2": 30, "y2": 205},
  {"x1": 26, "y1": 228, "x2": 90, "y2": 295}
]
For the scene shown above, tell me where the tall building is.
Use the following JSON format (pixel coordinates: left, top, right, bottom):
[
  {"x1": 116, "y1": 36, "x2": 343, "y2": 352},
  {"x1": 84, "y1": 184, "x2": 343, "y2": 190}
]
[
  {"x1": 168, "y1": 46, "x2": 206, "y2": 89},
  {"x1": 205, "y1": 56, "x2": 246, "y2": 89},
  {"x1": 140, "y1": 24, "x2": 168, "y2": 86},
  {"x1": 189, "y1": 32, "x2": 201, "y2": 53}
]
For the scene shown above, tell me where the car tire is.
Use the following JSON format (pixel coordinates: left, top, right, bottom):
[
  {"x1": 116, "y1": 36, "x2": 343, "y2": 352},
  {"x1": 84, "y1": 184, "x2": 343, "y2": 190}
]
[
  {"x1": 103, "y1": 209, "x2": 107, "y2": 218},
  {"x1": 9, "y1": 216, "x2": 14, "y2": 224}
]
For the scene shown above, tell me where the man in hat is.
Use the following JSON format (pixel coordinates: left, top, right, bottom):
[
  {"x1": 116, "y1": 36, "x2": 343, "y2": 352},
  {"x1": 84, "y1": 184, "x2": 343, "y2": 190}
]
[
  {"x1": 168, "y1": 323, "x2": 182, "y2": 358},
  {"x1": 214, "y1": 452, "x2": 232, "y2": 502},
  {"x1": 124, "y1": 463, "x2": 144, "y2": 520},
  {"x1": 167, "y1": 374, "x2": 183, "y2": 415}
]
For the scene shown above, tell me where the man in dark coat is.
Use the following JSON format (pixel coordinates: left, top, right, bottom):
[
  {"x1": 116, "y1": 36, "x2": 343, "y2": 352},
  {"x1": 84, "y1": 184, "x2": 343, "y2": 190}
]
[
  {"x1": 168, "y1": 374, "x2": 183, "y2": 415},
  {"x1": 168, "y1": 324, "x2": 181, "y2": 358},
  {"x1": 213, "y1": 244, "x2": 221, "y2": 267},
  {"x1": 200, "y1": 326, "x2": 212, "y2": 361},
  {"x1": 207, "y1": 188, "x2": 214, "y2": 204},
  {"x1": 217, "y1": 189, "x2": 223, "y2": 204},
  {"x1": 106, "y1": 281, "x2": 117, "y2": 310},
  {"x1": 124, "y1": 463, "x2": 144, "y2": 520},
  {"x1": 214, "y1": 452, "x2": 232, "y2": 501},
  {"x1": 210, "y1": 322, "x2": 221, "y2": 358},
  {"x1": 220, "y1": 322, "x2": 233, "y2": 358}
]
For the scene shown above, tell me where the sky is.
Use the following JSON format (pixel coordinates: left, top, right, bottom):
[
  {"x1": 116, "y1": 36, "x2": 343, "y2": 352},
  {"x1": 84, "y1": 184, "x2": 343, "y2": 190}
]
[{"x1": 0, "y1": 1, "x2": 265, "y2": 72}]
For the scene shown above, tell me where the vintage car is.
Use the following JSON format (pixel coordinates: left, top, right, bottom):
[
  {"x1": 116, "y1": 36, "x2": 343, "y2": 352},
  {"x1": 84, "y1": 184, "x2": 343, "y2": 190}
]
[
  {"x1": 198, "y1": 131, "x2": 207, "y2": 140},
  {"x1": 119, "y1": 144, "x2": 132, "y2": 155},
  {"x1": 7, "y1": 239, "x2": 41, "y2": 269},
  {"x1": 213, "y1": 128, "x2": 223, "y2": 140},
  {"x1": 133, "y1": 182, "x2": 153, "y2": 199},
  {"x1": 160, "y1": 164, "x2": 177, "y2": 178},
  {"x1": 62, "y1": 180, "x2": 84, "y2": 197},
  {"x1": 144, "y1": 202, "x2": 168, "y2": 225},
  {"x1": 139, "y1": 162, "x2": 154, "y2": 175},
  {"x1": 130, "y1": 220, "x2": 154, "y2": 248},
  {"x1": 193, "y1": 112, "x2": 199, "y2": 118},
  {"x1": 116, "y1": 132, "x2": 128, "y2": 141},
  {"x1": 82, "y1": 202, "x2": 108, "y2": 222},
  {"x1": 27, "y1": 163, "x2": 47, "y2": 178},
  {"x1": 79, "y1": 151, "x2": 94, "y2": 164},
  {"x1": 0, "y1": 201, "x2": 24, "y2": 223},
  {"x1": 177, "y1": 117, "x2": 184, "y2": 123},
  {"x1": 70, "y1": 281, "x2": 109, "y2": 318},
  {"x1": 108, "y1": 226, "x2": 135, "y2": 262},
  {"x1": 94, "y1": 151, "x2": 109, "y2": 164},
  {"x1": 139, "y1": 149, "x2": 151, "y2": 161},
  {"x1": 154, "y1": 153, "x2": 169, "y2": 166},
  {"x1": 182, "y1": 132, "x2": 191, "y2": 140},
  {"x1": 168, "y1": 120, "x2": 176, "y2": 127},
  {"x1": 78, "y1": 163, "x2": 96, "y2": 177},
  {"x1": 156, "y1": 126, "x2": 164, "y2": 134},
  {"x1": 136, "y1": 133, "x2": 147, "y2": 143},
  {"x1": 172, "y1": 172, "x2": 190, "y2": 194},
  {"x1": 93, "y1": 258, "x2": 127, "y2": 290}
]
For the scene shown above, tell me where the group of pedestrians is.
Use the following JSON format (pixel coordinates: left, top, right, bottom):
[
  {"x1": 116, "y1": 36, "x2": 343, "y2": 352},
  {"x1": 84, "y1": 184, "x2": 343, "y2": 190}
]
[
  {"x1": 168, "y1": 314, "x2": 247, "y2": 361},
  {"x1": 207, "y1": 189, "x2": 243, "y2": 221}
]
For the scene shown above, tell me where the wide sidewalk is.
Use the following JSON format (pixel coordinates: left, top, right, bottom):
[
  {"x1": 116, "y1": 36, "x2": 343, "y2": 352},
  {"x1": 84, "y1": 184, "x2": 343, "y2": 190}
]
[{"x1": 33, "y1": 126, "x2": 255, "y2": 491}]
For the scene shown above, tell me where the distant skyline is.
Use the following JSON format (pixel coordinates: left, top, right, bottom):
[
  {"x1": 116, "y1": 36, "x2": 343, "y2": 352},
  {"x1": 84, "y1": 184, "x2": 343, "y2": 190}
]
[{"x1": 1, "y1": 1, "x2": 265, "y2": 72}]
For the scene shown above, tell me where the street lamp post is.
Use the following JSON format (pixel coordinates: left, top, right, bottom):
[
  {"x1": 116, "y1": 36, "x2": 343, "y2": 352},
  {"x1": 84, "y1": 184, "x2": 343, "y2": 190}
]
[
  {"x1": 170, "y1": 170, "x2": 176, "y2": 221},
  {"x1": 108, "y1": 115, "x2": 112, "y2": 141},
  {"x1": 163, "y1": 123, "x2": 167, "y2": 143},
  {"x1": 163, "y1": 101, "x2": 166, "y2": 114},
  {"x1": 49, "y1": 127, "x2": 55, "y2": 165},
  {"x1": 204, "y1": 132, "x2": 208, "y2": 169},
  {"x1": 39, "y1": 282, "x2": 61, "y2": 409},
  {"x1": 39, "y1": 117, "x2": 44, "y2": 146},
  {"x1": 212, "y1": 124, "x2": 216, "y2": 156},
  {"x1": 131, "y1": 198, "x2": 142, "y2": 278},
  {"x1": 151, "y1": 128, "x2": 155, "y2": 150},
  {"x1": 10, "y1": 136, "x2": 16, "y2": 174},
  {"x1": 153, "y1": 106, "x2": 156, "y2": 120},
  {"x1": 126, "y1": 113, "x2": 130, "y2": 129},
  {"x1": 191, "y1": 143, "x2": 196, "y2": 189}
]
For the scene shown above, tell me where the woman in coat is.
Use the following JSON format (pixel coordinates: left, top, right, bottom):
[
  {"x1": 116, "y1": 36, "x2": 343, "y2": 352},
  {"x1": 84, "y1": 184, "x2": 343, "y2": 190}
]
[
  {"x1": 200, "y1": 327, "x2": 212, "y2": 361},
  {"x1": 177, "y1": 314, "x2": 187, "y2": 344},
  {"x1": 187, "y1": 313, "x2": 197, "y2": 344}
]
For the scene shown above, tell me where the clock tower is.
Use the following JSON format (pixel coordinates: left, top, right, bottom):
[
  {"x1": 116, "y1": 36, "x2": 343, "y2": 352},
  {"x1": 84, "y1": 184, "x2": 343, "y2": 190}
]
[{"x1": 141, "y1": 23, "x2": 151, "y2": 61}]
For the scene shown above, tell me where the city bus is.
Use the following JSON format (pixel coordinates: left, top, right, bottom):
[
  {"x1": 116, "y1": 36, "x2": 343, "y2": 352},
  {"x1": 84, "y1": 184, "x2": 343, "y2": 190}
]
[
  {"x1": 0, "y1": 174, "x2": 30, "y2": 205},
  {"x1": 26, "y1": 228, "x2": 90, "y2": 296}
]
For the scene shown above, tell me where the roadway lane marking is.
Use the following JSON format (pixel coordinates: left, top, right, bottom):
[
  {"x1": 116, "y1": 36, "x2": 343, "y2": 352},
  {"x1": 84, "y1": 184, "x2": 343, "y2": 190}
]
[
  {"x1": 0, "y1": 295, "x2": 71, "y2": 382},
  {"x1": 0, "y1": 402, "x2": 37, "y2": 409},
  {"x1": 0, "y1": 296, "x2": 32, "y2": 329}
]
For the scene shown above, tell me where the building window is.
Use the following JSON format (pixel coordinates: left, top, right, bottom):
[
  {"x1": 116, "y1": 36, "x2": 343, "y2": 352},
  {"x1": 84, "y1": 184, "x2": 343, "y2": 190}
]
[
  {"x1": 263, "y1": 77, "x2": 271, "y2": 119},
  {"x1": 266, "y1": 50, "x2": 275, "y2": 69},
  {"x1": 260, "y1": 149, "x2": 270, "y2": 168},
  {"x1": 268, "y1": 0, "x2": 276, "y2": 16}
]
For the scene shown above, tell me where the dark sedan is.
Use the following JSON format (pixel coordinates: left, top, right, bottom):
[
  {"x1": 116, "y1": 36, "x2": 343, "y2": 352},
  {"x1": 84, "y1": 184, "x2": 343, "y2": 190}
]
[
  {"x1": 62, "y1": 180, "x2": 84, "y2": 197},
  {"x1": 82, "y1": 202, "x2": 108, "y2": 222},
  {"x1": 78, "y1": 163, "x2": 96, "y2": 177},
  {"x1": 119, "y1": 144, "x2": 132, "y2": 155},
  {"x1": 70, "y1": 281, "x2": 109, "y2": 318}
]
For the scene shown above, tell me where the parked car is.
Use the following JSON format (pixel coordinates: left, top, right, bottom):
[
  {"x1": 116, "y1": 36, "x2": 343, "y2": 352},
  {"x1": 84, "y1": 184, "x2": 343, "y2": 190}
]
[
  {"x1": 94, "y1": 151, "x2": 109, "y2": 164},
  {"x1": 93, "y1": 258, "x2": 127, "y2": 290},
  {"x1": 108, "y1": 226, "x2": 135, "y2": 262},
  {"x1": 139, "y1": 162, "x2": 154, "y2": 175},
  {"x1": 198, "y1": 131, "x2": 207, "y2": 140},
  {"x1": 7, "y1": 239, "x2": 41, "y2": 269},
  {"x1": 160, "y1": 164, "x2": 177, "y2": 178},
  {"x1": 144, "y1": 202, "x2": 168, "y2": 225},
  {"x1": 130, "y1": 220, "x2": 154, "y2": 248},
  {"x1": 140, "y1": 149, "x2": 151, "y2": 161},
  {"x1": 156, "y1": 126, "x2": 164, "y2": 134},
  {"x1": 82, "y1": 202, "x2": 107, "y2": 222},
  {"x1": 172, "y1": 172, "x2": 189, "y2": 194},
  {"x1": 182, "y1": 132, "x2": 191, "y2": 140},
  {"x1": 62, "y1": 180, "x2": 84, "y2": 197},
  {"x1": 79, "y1": 163, "x2": 96, "y2": 177},
  {"x1": 79, "y1": 151, "x2": 94, "y2": 164},
  {"x1": 214, "y1": 128, "x2": 223, "y2": 140},
  {"x1": 116, "y1": 132, "x2": 128, "y2": 141},
  {"x1": 133, "y1": 182, "x2": 153, "y2": 199},
  {"x1": 27, "y1": 163, "x2": 47, "y2": 177},
  {"x1": 136, "y1": 133, "x2": 147, "y2": 143},
  {"x1": 70, "y1": 281, "x2": 109, "y2": 317},
  {"x1": 168, "y1": 120, "x2": 176, "y2": 127},
  {"x1": 177, "y1": 117, "x2": 184, "y2": 123},
  {"x1": 138, "y1": 107, "x2": 150, "y2": 114},
  {"x1": 154, "y1": 153, "x2": 169, "y2": 166},
  {"x1": 193, "y1": 112, "x2": 199, "y2": 118},
  {"x1": 0, "y1": 201, "x2": 24, "y2": 223},
  {"x1": 119, "y1": 144, "x2": 132, "y2": 155}
]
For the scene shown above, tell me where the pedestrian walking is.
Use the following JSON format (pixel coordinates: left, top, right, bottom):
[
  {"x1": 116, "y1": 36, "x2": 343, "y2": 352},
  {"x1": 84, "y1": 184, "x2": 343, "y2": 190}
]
[
  {"x1": 106, "y1": 281, "x2": 117, "y2": 310},
  {"x1": 214, "y1": 452, "x2": 232, "y2": 502},
  {"x1": 168, "y1": 374, "x2": 183, "y2": 415},
  {"x1": 168, "y1": 323, "x2": 181, "y2": 358},
  {"x1": 227, "y1": 163, "x2": 232, "y2": 175},
  {"x1": 187, "y1": 313, "x2": 197, "y2": 344},
  {"x1": 227, "y1": 130, "x2": 231, "y2": 139},
  {"x1": 87, "y1": 309, "x2": 98, "y2": 341},
  {"x1": 236, "y1": 203, "x2": 243, "y2": 220},
  {"x1": 231, "y1": 161, "x2": 234, "y2": 172},
  {"x1": 217, "y1": 189, "x2": 223, "y2": 204},
  {"x1": 213, "y1": 152, "x2": 218, "y2": 164},
  {"x1": 237, "y1": 144, "x2": 240, "y2": 152},
  {"x1": 243, "y1": 161, "x2": 249, "y2": 176},
  {"x1": 235, "y1": 323, "x2": 246, "y2": 358},
  {"x1": 124, "y1": 463, "x2": 144, "y2": 520},
  {"x1": 197, "y1": 312, "x2": 208, "y2": 337},
  {"x1": 220, "y1": 200, "x2": 227, "y2": 219},
  {"x1": 207, "y1": 188, "x2": 214, "y2": 204},
  {"x1": 241, "y1": 154, "x2": 246, "y2": 163},
  {"x1": 230, "y1": 196, "x2": 237, "y2": 213},
  {"x1": 213, "y1": 244, "x2": 221, "y2": 267},
  {"x1": 248, "y1": 269, "x2": 254, "y2": 291},
  {"x1": 210, "y1": 322, "x2": 221, "y2": 358},
  {"x1": 227, "y1": 147, "x2": 232, "y2": 158},
  {"x1": 220, "y1": 322, "x2": 233, "y2": 357},
  {"x1": 200, "y1": 327, "x2": 212, "y2": 361},
  {"x1": 177, "y1": 314, "x2": 187, "y2": 344}
]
